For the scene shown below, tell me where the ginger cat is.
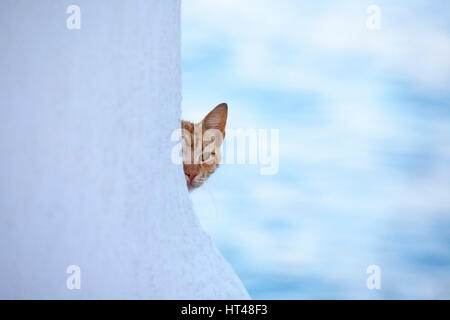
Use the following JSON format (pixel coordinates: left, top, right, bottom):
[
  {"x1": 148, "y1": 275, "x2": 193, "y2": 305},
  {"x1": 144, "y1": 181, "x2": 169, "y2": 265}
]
[{"x1": 181, "y1": 103, "x2": 228, "y2": 191}]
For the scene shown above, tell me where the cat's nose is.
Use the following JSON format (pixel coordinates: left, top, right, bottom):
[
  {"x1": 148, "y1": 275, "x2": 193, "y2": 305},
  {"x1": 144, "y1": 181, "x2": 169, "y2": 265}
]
[{"x1": 188, "y1": 173, "x2": 197, "y2": 182}]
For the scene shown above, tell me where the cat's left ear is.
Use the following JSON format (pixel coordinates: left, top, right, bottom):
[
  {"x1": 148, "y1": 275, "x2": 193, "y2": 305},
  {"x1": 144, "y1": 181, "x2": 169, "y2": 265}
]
[{"x1": 203, "y1": 103, "x2": 228, "y2": 135}]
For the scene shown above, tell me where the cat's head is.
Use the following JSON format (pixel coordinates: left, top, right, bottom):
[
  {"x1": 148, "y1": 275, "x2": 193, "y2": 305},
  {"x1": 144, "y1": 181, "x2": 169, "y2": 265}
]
[{"x1": 181, "y1": 103, "x2": 228, "y2": 191}]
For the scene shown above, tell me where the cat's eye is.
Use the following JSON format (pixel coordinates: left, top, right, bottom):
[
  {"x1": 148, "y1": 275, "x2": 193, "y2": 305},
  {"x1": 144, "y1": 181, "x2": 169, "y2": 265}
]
[{"x1": 201, "y1": 152, "x2": 214, "y2": 162}]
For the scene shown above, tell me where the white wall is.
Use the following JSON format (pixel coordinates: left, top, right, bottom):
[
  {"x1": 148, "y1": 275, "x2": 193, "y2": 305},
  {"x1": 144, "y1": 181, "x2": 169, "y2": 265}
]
[{"x1": 0, "y1": 0, "x2": 249, "y2": 299}]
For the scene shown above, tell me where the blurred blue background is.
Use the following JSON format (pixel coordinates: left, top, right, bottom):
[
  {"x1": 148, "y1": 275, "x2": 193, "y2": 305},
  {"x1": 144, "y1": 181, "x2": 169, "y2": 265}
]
[{"x1": 181, "y1": 0, "x2": 450, "y2": 299}]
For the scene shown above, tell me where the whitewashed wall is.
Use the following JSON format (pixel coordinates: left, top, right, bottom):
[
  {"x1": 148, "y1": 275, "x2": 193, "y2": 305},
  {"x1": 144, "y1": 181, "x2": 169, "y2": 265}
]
[{"x1": 0, "y1": 0, "x2": 249, "y2": 299}]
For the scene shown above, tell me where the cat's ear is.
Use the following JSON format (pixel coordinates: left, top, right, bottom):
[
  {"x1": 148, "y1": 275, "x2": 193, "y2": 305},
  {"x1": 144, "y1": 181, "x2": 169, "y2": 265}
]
[{"x1": 202, "y1": 103, "x2": 228, "y2": 135}]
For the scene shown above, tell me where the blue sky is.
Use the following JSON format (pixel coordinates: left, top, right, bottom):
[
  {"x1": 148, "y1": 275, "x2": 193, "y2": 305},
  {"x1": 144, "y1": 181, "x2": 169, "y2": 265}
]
[{"x1": 181, "y1": 0, "x2": 450, "y2": 299}]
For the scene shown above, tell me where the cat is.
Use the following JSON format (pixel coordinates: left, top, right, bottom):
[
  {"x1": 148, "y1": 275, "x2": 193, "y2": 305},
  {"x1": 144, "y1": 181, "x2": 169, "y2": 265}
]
[{"x1": 181, "y1": 103, "x2": 228, "y2": 191}]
